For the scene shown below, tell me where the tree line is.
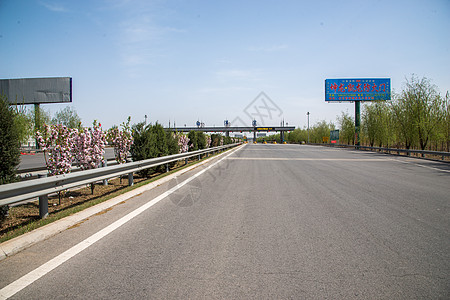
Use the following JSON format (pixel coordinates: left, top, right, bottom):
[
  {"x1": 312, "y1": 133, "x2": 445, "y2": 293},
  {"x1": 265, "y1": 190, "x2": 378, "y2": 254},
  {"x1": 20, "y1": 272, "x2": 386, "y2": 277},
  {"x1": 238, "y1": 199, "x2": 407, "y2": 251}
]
[
  {"x1": 0, "y1": 95, "x2": 239, "y2": 185},
  {"x1": 2, "y1": 75, "x2": 448, "y2": 184},
  {"x1": 285, "y1": 75, "x2": 449, "y2": 151}
]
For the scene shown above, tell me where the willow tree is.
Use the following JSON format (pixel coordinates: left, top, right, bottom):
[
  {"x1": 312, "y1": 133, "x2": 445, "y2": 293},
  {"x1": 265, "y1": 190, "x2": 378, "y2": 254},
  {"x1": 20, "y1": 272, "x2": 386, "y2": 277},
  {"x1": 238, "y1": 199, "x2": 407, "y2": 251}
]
[
  {"x1": 337, "y1": 111, "x2": 355, "y2": 145},
  {"x1": 438, "y1": 92, "x2": 450, "y2": 151},
  {"x1": 392, "y1": 75, "x2": 443, "y2": 150},
  {"x1": 362, "y1": 101, "x2": 392, "y2": 147}
]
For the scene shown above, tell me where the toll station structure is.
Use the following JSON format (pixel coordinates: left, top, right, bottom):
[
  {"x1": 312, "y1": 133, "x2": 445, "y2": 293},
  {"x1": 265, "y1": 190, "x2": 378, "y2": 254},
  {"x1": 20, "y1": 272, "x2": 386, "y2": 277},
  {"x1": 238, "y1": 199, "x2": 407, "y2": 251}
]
[{"x1": 166, "y1": 126, "x2": 295, "y2": 142}]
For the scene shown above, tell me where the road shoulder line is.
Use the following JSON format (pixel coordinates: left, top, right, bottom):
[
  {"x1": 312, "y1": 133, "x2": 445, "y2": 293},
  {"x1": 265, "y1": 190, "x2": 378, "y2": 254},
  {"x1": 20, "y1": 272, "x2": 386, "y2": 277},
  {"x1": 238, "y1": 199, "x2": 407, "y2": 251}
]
[{"x1": 0, "y1": 145, "x2": 244, "y2": 262}]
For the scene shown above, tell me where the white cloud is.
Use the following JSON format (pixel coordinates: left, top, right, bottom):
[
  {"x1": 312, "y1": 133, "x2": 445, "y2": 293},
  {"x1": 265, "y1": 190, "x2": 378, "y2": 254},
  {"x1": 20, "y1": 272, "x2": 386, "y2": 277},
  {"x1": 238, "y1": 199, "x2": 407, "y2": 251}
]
[
  {"x1": 39, "y1": 1, "x2": 68, "y2": 12},
  {"x1": 116, "y1": 11, "x2": 185, "y2": 72}
]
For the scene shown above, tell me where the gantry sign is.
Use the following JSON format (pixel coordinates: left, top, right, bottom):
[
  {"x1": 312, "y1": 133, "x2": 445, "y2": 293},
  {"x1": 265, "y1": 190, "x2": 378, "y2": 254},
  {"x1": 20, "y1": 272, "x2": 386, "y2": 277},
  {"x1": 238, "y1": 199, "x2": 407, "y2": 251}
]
[
  {"x1": 167, "y1": 126, "x2": 295, "y2": 141},
  {"x1": 325, "y1": 78, "x2": 391, "y2": 146}
]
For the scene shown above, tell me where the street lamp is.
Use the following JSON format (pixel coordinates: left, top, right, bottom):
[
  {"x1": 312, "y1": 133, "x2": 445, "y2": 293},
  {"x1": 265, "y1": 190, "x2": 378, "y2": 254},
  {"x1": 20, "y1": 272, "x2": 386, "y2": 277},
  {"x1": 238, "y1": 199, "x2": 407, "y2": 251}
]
[{"x1": 307, "y1": 112, "x2": 310, "y2": 144}]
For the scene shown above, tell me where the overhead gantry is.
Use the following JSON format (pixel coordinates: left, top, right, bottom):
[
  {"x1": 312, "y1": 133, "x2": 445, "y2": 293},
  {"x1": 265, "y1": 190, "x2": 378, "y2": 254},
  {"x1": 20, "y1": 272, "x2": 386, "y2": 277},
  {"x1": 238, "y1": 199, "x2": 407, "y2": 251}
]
[{"x1": 165, "y1": 126, "x2": 296, "y2": 141}]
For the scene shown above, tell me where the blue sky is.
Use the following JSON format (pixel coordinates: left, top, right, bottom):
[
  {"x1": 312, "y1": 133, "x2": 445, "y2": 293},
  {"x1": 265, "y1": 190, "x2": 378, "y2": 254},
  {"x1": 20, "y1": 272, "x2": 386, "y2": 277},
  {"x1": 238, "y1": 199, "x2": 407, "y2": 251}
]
[{"x1": 1, "y1": 0, "x2": 449, "y2": 130}]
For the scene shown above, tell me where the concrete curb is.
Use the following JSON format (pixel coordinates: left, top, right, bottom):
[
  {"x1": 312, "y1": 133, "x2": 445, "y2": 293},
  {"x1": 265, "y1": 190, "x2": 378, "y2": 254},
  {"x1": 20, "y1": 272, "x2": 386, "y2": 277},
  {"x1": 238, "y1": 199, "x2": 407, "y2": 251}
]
[{"x1": 0, "y1": 146, "x2": 242, "y2": 261}]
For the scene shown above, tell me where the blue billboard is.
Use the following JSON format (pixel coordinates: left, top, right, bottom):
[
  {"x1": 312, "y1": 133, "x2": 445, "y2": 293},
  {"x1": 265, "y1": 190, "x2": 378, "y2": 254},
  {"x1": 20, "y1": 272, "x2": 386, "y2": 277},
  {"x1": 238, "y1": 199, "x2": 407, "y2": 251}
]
[{"x1": 325, "y1": 78, "x2": 391, "y2": 101}]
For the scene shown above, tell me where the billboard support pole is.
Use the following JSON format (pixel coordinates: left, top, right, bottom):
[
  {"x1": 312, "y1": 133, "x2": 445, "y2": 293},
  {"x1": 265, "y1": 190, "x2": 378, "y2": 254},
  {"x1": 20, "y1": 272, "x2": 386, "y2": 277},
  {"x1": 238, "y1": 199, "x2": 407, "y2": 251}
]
[
  {"x1": 355, "y1": 101, "x2": 360, "y2": 148},
  {"x1": 34, "y1": 103, "x2": 40, "y2": 149}
]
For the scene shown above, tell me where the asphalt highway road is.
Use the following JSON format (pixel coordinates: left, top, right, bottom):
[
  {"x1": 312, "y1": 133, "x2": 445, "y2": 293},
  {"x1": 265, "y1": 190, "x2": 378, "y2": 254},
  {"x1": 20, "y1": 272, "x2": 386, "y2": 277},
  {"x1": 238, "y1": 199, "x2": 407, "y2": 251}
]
[
  {"x1": 18, "y1": 147, "x2": 117, "y2": 170},
  {"x1": 1, "y1": 144, "x2": 449, "y2": 299}
]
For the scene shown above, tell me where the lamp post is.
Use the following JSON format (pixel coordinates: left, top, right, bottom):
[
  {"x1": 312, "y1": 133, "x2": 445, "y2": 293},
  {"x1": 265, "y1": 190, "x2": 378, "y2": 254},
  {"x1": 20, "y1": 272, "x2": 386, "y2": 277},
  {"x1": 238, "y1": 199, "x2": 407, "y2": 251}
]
[{"x1": 307, "y1": 112, "x2": 310, "y2": 144}]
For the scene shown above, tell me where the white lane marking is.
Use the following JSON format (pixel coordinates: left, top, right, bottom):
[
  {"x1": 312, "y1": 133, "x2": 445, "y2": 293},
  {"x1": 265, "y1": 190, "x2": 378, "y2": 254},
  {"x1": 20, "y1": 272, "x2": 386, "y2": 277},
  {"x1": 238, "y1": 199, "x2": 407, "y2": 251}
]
[
  {"x1": 230, "y1": 156, "x2": 450, "y2": 173},
  {"x1": 227, "y1": 157, "x2": 392, "y2": 161},
  {"x1": 0, "y1": 146, "x2": 243, "y2": 300},
  {"x1": 390, "y1": 158, "x2": 450, "y2": 173}
]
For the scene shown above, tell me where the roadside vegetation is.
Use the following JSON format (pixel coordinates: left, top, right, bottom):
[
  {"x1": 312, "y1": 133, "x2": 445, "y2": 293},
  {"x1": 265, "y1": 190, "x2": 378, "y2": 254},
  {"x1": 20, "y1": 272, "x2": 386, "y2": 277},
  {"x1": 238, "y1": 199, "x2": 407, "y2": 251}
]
[
  {"x1": 0, "y1": 99, "x2": 241, "y2": 228},
  {"x1": 0, "y1": 95, "x2": 21, "y2": 185},
  {"x1": 283, "y1": 75, "x2": 449, "y2": 152},
  {"x1": 0, "y1": 150, "x2": 231, "y2": 243},
  {"x1": 1, "y1": 74, "x2": 448, "y2": 233}
]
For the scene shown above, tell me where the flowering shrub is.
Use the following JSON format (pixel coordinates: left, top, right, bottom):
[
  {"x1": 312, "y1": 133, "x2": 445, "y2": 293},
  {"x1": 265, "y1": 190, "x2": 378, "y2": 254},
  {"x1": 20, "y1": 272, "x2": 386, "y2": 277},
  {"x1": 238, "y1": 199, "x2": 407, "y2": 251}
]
[
  {"x1": 73, "y1": 121, "x2": 106, "y2": 170},
  {"x1": 220, "y1": 137, "x2": 224, "y2": 146},
  {"x1": 107, "y1": 117, "x2": 133, "y2": 164},
  {"x1": 177, "y1": 133, "x2": 190, "y2": 153},
  {"x1": 206, "y1": 135, "x2": 211, "y2": 148},
  {"x1": 37, "y1": 121, "x2": 106, "y2": 176},
  {"x1": 36, "y1": 124, "x2": 74, "y2": 176}
]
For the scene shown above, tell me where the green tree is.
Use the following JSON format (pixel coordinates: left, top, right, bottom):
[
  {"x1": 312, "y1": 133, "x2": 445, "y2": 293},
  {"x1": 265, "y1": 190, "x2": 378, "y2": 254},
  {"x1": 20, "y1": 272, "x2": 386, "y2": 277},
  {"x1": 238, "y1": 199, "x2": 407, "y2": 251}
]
[
  {"x1": 362, "y1": 102, "x2": 393, "y2": 147},
  {"x1": 377, "y1": 102, "x2": 395, "y2": 148},
  {"x1": 337, "y1": 111, "x2": 355, "y2": 145},
  {"x1": 166, "y1": 131, "x2": 179, "y2": 155},
  {"x1": 29, "y1": 105, "x2": 51, "y2": 133},
  {"x1": 130, "y1": 122, "x2": 153, "y2": 177},
  {"x1": 130, "y1": 122, "x2": 169, "y2": 177},
  {"x1": 362, "y1": 103, "x2": 377, "y2": 147},
  {"x1": 0, "y1": 95, "x2": 20, "y2": 185},
  {"x1": 52, "y1": 106, "x2": 82, "y2": 129},
  {"x1": 166, "y1": 131, "x2": 180, "y2": 168},
  {"x1": 196, "y1": 132, "x2": 207, "y2": 149},
  {"x1": 13, "y1": 105, "x2": 33, "y2": 145},
  {"x1": 210, "y1": 133, "x2": 222, "y2": 147},
  {"x1": 310, "y1": 120, "x2": 334, "y2": 143},
  {"x1": 223, "y1": 136, "x2": 232, "y2": 145},
  {"x1": 391, "y1": 92, "x2": 416, "y2": 149},
  {"x1": 440, "y1": 92, "x2": 450, "y2": 151},
  {"x1": 287, "y1": 128, "x2": 307, "y2": 144},
  {"x1": 188, "y1": 131, "x2": 198, "y2": 151},
  {"x1": 394, "y1": 75, "x2": 443, "y2": 150}
]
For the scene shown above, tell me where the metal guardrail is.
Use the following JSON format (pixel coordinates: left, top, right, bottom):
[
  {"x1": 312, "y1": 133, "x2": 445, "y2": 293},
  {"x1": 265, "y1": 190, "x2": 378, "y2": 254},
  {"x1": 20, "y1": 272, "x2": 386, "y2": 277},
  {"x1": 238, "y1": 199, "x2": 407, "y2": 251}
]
[
  {"x1": 17, "y1": 156, "x2": 130, "y2": 180},
  {"x1": 309, "y1": 143, "x2": 450, "y2": 161},
  {"x1": 0, "y1": 143, "x2": 241, "y2": 217}
]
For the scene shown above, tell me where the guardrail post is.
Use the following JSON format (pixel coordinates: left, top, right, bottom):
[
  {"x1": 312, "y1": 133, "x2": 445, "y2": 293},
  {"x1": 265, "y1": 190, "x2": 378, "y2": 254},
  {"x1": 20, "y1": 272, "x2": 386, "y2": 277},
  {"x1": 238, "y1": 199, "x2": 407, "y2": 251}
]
[
  {"x1": 166, "y1": 163, "x2": 169, "y2": 173},
  {"x1": 128, "y1": 173, "x2": 134, "y2": 186},
  {"x1": 38, "y1": 174, "x2": 48, "y2": 219},
  {"x1": 198, "y1": 154, "x2": 201, "y2": 161},
  {"x1": 39, "y1": 194, "x2": 49, "y2": 219},
  {"x1": 102, "y1": 160, "x2": 108, "y2": 186},
  {"x1": 185, "y1": 158, "x2": 188, "y2": 165}
]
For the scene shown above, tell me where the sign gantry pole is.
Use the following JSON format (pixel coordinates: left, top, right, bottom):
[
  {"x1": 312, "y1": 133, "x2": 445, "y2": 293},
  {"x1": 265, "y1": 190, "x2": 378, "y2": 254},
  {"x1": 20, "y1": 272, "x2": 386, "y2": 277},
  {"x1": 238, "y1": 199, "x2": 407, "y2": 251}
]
[{"x1": 355, "y1": 101, "x2": 360, "y2": 148}]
